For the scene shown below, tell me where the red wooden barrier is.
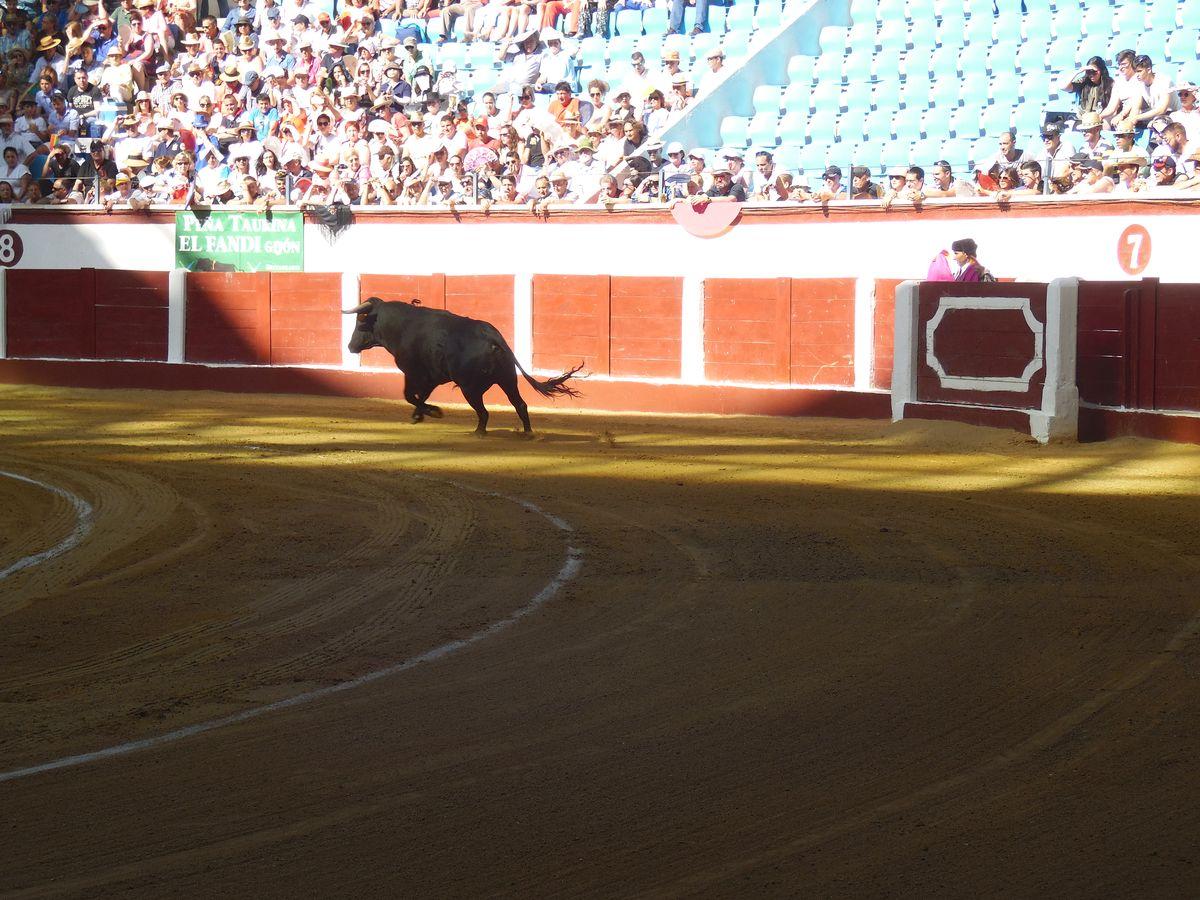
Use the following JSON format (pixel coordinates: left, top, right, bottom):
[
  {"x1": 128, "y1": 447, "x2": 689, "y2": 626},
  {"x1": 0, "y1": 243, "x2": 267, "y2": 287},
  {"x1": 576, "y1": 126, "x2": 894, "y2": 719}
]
[
  {"x1": 270, "y1": 272, "x2": 341, "y2": 366},
  {"x1": 790, "y1": 278, "x2": 854, "y2": 387},
  {"x1": 1075, "y1": 281, "x2": 1131, "y2": 408},
  {"x1": 95, "y1": 270, "x2": 169, "y2": 361},
  {"x1": 185, "y1": 271, "x2": 271, "y2": 364},
  {"x1": 445, "y1": 274, "x2": 514, "y2": 340},
  {"x1": 532, "y1": 273, "x2": 609, "y2": 375},
  {"x1": 704, "y1": 277, "x2": 790, "y2": 383},
  {"x1": 610, "y1": 276, "x2": 682, "y2": 379},
  {"x1": 916, "y1": 282, "x2": 1047, "y2": 410},
  {"x1": 873, "y1": 278, "x2": 903, "y2": 390},
  {"x1": 6, "y1": 269, "x2": 96, "y2": 359},
  {"x1": 1154, "y1": 282, "x2": 1200, "y2": 411}
]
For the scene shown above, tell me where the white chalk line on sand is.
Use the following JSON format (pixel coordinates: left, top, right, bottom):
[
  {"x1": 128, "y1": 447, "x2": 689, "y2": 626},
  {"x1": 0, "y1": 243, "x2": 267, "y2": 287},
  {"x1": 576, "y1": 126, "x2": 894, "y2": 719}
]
[
  {"x1": 0, "y1": 477, "x2": 581, "y2": 785},
  {"x1": 0, "y1": 470, "x2": 95, "y2": 583}
]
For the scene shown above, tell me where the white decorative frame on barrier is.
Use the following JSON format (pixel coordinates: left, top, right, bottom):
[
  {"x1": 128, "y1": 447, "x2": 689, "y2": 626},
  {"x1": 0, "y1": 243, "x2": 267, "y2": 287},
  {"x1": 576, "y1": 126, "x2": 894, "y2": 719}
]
[
  {"x1": 892, "y1": 278, "x2": 1080, "y2": 444},
  {"x1": 924, "y1": 297, "x2": 1045, "y2": 392}
]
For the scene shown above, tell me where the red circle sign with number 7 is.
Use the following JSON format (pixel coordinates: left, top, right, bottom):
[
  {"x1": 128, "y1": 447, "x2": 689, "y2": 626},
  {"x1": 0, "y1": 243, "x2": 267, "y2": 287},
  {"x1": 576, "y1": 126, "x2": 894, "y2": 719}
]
[{"x1": 1117, "y1": 224, "x2": 1151, "y2": 276}]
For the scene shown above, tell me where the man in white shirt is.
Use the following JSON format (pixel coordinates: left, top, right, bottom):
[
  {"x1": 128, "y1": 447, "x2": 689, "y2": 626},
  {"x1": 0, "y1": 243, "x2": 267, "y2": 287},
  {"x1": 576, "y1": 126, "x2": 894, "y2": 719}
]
[
  {"x1": 1170, "y1": 83, "x2": 1200, "y2": 145},
  {"x1": 695, "y1": 48, "x2": 725, "y2": 98},
  {"x1": 1117, "y1": 55, "x2": 1178, "y2": 132}
]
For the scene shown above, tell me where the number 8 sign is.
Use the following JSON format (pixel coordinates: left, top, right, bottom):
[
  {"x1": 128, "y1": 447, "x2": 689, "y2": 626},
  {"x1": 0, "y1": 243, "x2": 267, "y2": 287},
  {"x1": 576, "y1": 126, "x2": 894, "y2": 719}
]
[
  {"x1": 1117, "y1": 224, "x2": 1151, "y2": 276},
  {"x1": 0, "y1": 229, "x2": 23, "y2": 268}
]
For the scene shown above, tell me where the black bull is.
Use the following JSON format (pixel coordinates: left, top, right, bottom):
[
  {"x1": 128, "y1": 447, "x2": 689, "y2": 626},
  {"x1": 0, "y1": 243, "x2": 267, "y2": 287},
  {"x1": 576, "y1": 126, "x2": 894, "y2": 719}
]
[{"x1": 344, "y1": 297, "x2": 583, "y2": 434}]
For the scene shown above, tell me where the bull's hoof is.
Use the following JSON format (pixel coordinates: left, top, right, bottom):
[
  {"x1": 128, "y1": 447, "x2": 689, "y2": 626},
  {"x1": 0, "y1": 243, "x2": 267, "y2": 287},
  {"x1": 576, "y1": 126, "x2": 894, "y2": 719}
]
[
  {"x1": 423, "y1": 405, "x2": 444, "y2": 419},
  {"x1": 411, "y1": 414, "x2": 424, "y2": 424},
  {"x1": 472, "y1": 429, "x2": 488, "y2": 438}
]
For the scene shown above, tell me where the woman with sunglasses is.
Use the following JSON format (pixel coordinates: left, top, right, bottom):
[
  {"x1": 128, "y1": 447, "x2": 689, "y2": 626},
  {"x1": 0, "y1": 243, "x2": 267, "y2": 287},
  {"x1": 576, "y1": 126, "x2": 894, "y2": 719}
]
[
  {"x1": 1059, "y1": 56, "x2": 1113, "y2": 117},
  {"x1": 121, "y1": 12, "x2": 159, "y2": 91}
]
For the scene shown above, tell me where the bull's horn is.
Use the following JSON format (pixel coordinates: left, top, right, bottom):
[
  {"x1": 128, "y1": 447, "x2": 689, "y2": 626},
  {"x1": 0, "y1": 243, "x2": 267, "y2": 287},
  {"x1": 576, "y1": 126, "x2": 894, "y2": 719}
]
[{"x1": 342, "y1": 301, "x2": 375, "y2": 315}]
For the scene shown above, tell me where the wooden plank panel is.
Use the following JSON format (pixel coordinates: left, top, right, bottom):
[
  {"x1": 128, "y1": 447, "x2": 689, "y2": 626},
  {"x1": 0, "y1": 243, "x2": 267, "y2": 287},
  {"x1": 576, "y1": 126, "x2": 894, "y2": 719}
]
[
  {"x1": 6, "y1": 269, "x2": 94, "y2": 359},
  {"x1": 186, "y1": 271, "x2": 271, "y2": 364},
  {"x1": 445, "y1": 274, "x2": 514, "y2": 341},
  {"x1": 532, "y1": 273, "x2": 609, "y2": 375},
  {"x1": 703, "y1": 278, "x2": 789, "y2": 384}
]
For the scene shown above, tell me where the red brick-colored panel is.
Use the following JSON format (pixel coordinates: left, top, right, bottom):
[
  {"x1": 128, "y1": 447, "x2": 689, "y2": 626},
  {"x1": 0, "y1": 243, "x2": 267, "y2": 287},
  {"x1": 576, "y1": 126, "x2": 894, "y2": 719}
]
[
  {"x1": 358, "y1": 273, "x2": 446, "y2": 309},
  {"x1": 6, "y1": 269, "x2": 96, "y2": 360},
  {"x1": 915, "y1": 282, "x2": 1046, "y2": 409},
  {"x1": 704, "y1": 278, "x2": 789, "y2": 383},
  {"x1": 270, "y1": 272, "x2": 341, "y2": 366},
  {"x1": 357, "y1": 274, "x2": 446, "y2": 368},
  {"x1": 186, "y1": 271, "x2": 271, "y2": 364},
  {"x1": 93, "y1": 270, "x2": 168, "y2": 361},
  {"x1": 790, "y1": 278, "x2": 854, "y2": 387},
  {"x1": 445, "y1": 275, "x2": 514, "y2": 341},
  {"x1": 1076, "y1": 280, "x2": 1135, "y2": 408},
  {"x1": 533, "y1": 273, "x2": 609, "y2": 375},
  {"x1": 1154, "y1": 282, "x2": 1200, "y2": 412},
  {"x1": 873, "y1": 278, "x2": 903, "y2": 389},
  {"x1": 610, "y1": 276, "x2": 681, "y2": 380}
]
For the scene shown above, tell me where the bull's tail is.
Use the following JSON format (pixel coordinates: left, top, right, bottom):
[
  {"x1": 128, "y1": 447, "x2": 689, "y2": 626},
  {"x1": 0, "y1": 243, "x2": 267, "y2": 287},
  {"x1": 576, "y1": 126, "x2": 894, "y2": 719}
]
[
  {"x1": 517, "y1": 360, "x2": 585, "y2": 398},
  {"x1": 497, "y1": 336, "x2": 584, "y2": 398}
]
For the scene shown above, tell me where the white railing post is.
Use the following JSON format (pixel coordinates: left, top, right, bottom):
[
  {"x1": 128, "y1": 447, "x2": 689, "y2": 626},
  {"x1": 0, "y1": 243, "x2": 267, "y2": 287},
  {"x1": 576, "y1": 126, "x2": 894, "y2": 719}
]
[
  {"x1": 891, "y1": 279, "x2": 920, "y2": 422},
  {"x1": 167, "y1": 269, "x2": 186, "y2": 363},
  {"x1": 341, "y1": 271, "x2": 361, "y2": 369}
]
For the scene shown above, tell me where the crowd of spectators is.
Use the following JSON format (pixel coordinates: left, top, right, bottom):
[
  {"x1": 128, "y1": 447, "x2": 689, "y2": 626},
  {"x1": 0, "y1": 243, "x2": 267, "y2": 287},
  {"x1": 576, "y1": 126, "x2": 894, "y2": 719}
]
[{"x1": 0, "y1": 0, "x2": 1197, "y2": 211}]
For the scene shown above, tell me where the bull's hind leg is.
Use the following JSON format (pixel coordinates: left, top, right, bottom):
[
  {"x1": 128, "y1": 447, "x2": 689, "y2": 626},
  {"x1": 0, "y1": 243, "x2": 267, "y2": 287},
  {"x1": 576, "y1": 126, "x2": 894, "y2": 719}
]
[
  {"x1": 497, "y1": 369, "x2": 533, "y2": 433},
  {"x1": 461, "y1": 387, "x2": 490, "y2": 436}
]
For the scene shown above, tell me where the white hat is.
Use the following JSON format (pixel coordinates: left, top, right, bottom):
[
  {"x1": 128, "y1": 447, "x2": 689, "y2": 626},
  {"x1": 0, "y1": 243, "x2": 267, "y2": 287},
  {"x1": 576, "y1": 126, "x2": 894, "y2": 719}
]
[
  {"x1": 367, "y1": 119, "x2": 390, "y2": 133},
  {"x1": 666, "y1": 141, "x2": 685, "y2": 155},
  {"x1": 540, "y1": 27, "x2": 561, "y2": 42}
]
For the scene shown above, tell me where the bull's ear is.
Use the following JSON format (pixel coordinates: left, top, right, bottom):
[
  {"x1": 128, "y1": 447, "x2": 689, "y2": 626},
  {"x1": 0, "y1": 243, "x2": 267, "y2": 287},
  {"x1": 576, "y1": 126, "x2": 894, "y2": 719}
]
[{"x1": 410, "y1": 298, "x2": 421, "y2": 306}]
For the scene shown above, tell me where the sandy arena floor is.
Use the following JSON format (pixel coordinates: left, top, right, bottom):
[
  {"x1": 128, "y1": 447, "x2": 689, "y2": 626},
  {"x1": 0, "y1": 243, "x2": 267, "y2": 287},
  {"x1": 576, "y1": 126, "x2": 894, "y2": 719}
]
[{"x1": 1, "y1": 383, "x2": 1199, "y2": 897}]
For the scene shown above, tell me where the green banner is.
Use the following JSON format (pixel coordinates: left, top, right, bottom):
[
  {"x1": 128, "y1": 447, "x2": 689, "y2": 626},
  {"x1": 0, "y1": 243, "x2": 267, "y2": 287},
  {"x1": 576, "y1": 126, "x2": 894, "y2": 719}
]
[{"x1": 175, "y1": 210, "x2": 303, "y2": 272}]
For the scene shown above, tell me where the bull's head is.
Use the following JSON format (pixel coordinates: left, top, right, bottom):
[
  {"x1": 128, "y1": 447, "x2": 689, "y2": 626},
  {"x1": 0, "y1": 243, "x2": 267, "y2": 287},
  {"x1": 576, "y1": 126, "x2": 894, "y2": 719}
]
[{"x1": 343, "y1": 297, "x2": 382, "y2": 354}]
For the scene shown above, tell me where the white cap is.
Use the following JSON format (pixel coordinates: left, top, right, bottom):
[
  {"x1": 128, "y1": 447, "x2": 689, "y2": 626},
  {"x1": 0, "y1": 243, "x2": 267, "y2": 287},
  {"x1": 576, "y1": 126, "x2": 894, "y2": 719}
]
[{"x1": 666, "y1": 141, "x2": 685, "y2": 155}]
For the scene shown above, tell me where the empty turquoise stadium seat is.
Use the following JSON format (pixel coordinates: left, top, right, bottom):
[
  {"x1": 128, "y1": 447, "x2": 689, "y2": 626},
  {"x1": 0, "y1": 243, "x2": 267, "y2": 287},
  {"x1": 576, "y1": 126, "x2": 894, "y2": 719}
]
[
  {"x1": 1165, "y1": 30, "x2": 1198, "y2": 63},
  {"x1": 689, "y1": 32, "x2": 721, "y2": 60},
  {"x1": 906, "y1": 0, "x2": 935, "y2": 21},
  {"x1": 466, "y1": 43, "x2": 497, "y2": 70},
  {"x1": 782, "y1": 82, "x2": 810, "y2": 112},
  {"x1": 990, "y1": 70, "x2": 1020, "y2": 105},
  {"x1": 877, "y1": 19, "x2": 907, "y2": 51},
  {"x1": 726, "y1": 5, "x2": 754, "y2": 31},
  {"x1": 748, "y1": 112, "x2": 781, "y2": 146},
  {"x1": 1181, "y1": 3, "x2": 1200, "y2": 28},
  {"x1": 957, "y1": 43, "x2": 989, "y2": 75},
  {"x1": 921, "y1": 107, "x2": 952, "y2": 138},
  {"x1": 810, "y1": 80, "x2": 843, "y2": 111},
  {"x1": 849, "y1": 0, "x2": 877, "y2": 24},
  {"x1": 1081, "y1": 6, "x2": 1114, "y2": 37},
  {"x1": 706, "y1": 6, "x2": 727, "y2": 33},
  {"x1": 720, "y1": 115, "x2": 750, "y2": 147},
  {"x1": 848, "y1": 22, "x2": 876, "y2": 49},
  {"x1": 613, "y1": 9, "x2": 641, "y2": 35},
  {"x1": 928, "y1": 45, "x2": 958, "y2": 77},
  {"x1": 994, "y1": 10, "x2": 1021, "y2": 42},
  {"x1": 960, "y1": 71, "x2": 989, "y2": 103},
  {"x1": 949, "y1": 108, "x2": 981, "y2": 139},
  {"x1": 872, "y1": 48, "x2": 903, "y2": 79},
  {"x1": 798, "y1": 143, "x2": 830, "y2": 174},
  {"x1": 876, "y1": 0, "x2": 905, "y2": 23},
  {"x1": 900, "y1": 77, "x2": 931, "y2": 108},
  {"x1": 1019, "y1": 71, "x2": 1049, "y2": 103},
  {"x1": 643, "y1": 7, "x2": 669, "y2": 34},
  {"x1": 754, "y1": 4, "x2": 783, "y2": 30},
  {"x1": 842, "y1": 88, "x2": 872, "y2": 114},
  {"x1": 872, "y1": 78, "x2": 901, "y2": 109},
  {"x1": 1051, "y1": 5, "x2": 1083, "y2": 39},
  {"x1": 838, "y1": 109, "x2": 867, "y2": 140},
  {"x1": 892, "y1": 107, "x2": 923, "y2": 140},
  {"x1": 1022, "y1": 10, "x2": 1052, "y2": 42},
  {"x1": 1013, "y1": 41, "x2": 1046, "y2": 74},
  {"x1": 940, "y1": 138, "x2": 973, "y2": 170},
  {"x1": 881, "y1": 141, "x2": 912, "y2": 168},
  {"x1": 1146, "y1": 0, "x2": 1178, "y2": 30},
  {"x1": 787, "y1": 55, "x2": 816, "y2": 83},
  {"x1": 844, "y1": 50, "x2": 874, "y2": 82},
  {"x1": 1043, "y1": 40, "x2": 1077, "y2": 73},
  {"x1": 815, "y1": 52, "x2": 844, "y2": 82},
  {"x1": 853, "y1": 143, "x2": 883, "y2": 170},
  {"x1": 806, "y1": 110, "x2": 839, "y2": 144},
  {"x1": 929, "y1": 79, "x2": 960, "y2": 108},
  {"x1": 963, "y1": 13, "x2": 992, "y2": 45},
  {"x1": 722, "y1": 31, "x2": 752, "y2": 60},
  {"x1": 986, "y1": 41, "x2": 1018, "y2": 74},
  {"x1": 753, "y1": 84, "x2": 783, "y2": 114},
  {"x1": 778, "y1": 112, "x2": 807, "y2": 145},
  {"x1": 863, "y1": 108, "x2": 893, "y2": 139},
  {"x1": 935, "y1": 19, "x2": 966, "y2": 49},
  {"x1": 1113, "y1": 4, "x2": 1145, "y2": 35},
  {"x1": 909, "y1": 20, "x2": 938, "y2": 50},
  {"x1": 773, "y1": 145, "x2": 803, "y2": 174},
  {"x1": 818, "y1": 25, "x2": 850, "y2": 54}
]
